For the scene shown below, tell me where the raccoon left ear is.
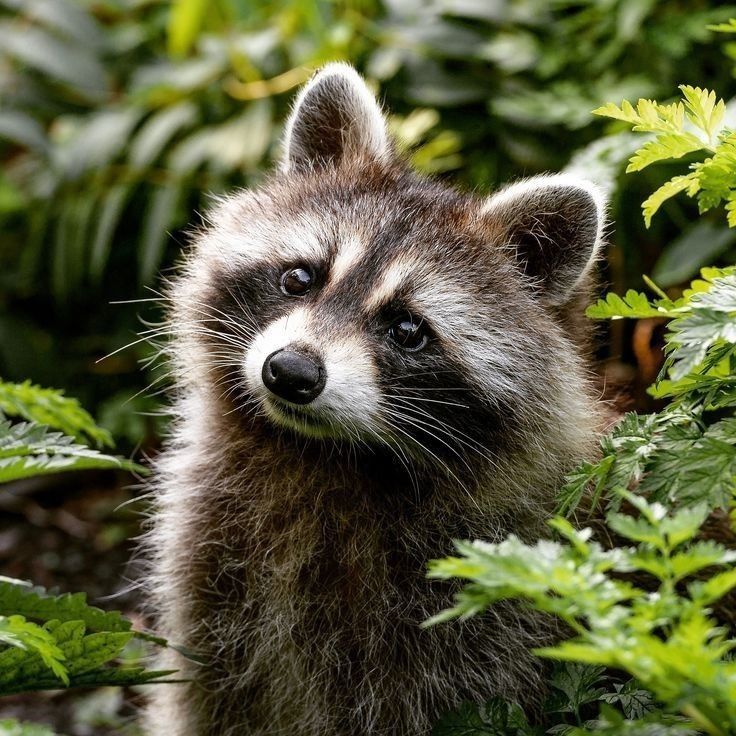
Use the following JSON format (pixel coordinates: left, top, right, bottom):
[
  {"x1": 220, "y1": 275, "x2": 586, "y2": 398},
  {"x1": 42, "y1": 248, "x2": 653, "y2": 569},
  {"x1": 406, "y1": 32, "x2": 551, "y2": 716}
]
[
  {"x1": 281, "y1": 63, "x2": 390, "y2": 172},
  {"x1": 482, "y1": 174, "x2": 606, "y2": 305}
]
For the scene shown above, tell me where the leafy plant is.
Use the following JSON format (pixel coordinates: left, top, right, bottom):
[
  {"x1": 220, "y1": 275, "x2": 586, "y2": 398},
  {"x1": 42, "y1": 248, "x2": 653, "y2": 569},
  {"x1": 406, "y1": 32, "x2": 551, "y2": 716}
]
[
  {"x1": 0, "y1": 380, "x2": 168, "y2": 711},
  {"x1": 429, "y1": 27, "x2": 736, "y2": 736},
  {"x1": 0, "y1": 379, "x2": 139, "y2": 483},
  {"x1": 594, "y1": 86, "x2": 736, "y2": 227},
  {"x1": 428, "y1": 495, "x2": 736, "y2": 735},
  {"x1": 0, "y1": 578, "x2": 171, "y2": 696}
]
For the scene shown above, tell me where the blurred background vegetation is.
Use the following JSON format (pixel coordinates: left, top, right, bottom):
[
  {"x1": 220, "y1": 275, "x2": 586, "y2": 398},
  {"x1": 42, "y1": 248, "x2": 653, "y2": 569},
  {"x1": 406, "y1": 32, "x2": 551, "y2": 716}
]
[
  {"x1": 2, "y1": 1, "x2": 736, "y2": 730},
  {"x1": 3, "y1": 0, "x2": 736, "y2": 448}
]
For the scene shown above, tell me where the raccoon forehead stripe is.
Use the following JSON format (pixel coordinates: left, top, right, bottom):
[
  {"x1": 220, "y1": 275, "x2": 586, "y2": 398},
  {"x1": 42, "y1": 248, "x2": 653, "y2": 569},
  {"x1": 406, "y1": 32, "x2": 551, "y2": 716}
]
[
  {"x1": 363, "y1": 256, "x2": 425, "y2": 311},
  {"x1": 209, "y1": 218, "x2": 327, "y2": 266},
  {"x1": 327, "y1": 234, "x2": 365, "y2": 288}
]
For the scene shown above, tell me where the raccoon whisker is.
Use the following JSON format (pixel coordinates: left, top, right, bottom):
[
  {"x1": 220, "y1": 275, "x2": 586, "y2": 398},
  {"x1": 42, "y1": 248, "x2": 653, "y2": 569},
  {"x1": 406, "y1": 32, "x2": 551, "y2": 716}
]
[
  {"x1": 110, "y1": 296, "x2": 166, "y2": 305},
  {"x1": 385, "y1": 370, "x2": 459, "y2": 383},
  {"x1": 384, "y1": 386, "x2": 471, "y2": 393},
  {"x1": 387, "y1": 402, "x2": 491, "y2": 476},
  {"x1": 190, "y1": 305, "x2": 257, "y2": 338},
  {"x1": 221, "y1": 281, "x2": 260, "y2": 332},
  {"x1": 390, "y1": 399, "x2": 496, "y2": 467},
  {"x1": 123, "y1": 371, "x2": 173, "y2": 405},
  {"x1": 186, "y1": 326, "x2": 250, "y2": 350},
  {"x1": 388, "y1": 393, "x2": 469, "y2": 409},
  {"x1": 383, "y1": 405, "x2": 474, "y2": 472},
  {"x1": 97, "y1": 329, "x2": 173, "y2": 363},
  {"x1": 379, "y1": 416, "x2": 472, "y2": 498}
]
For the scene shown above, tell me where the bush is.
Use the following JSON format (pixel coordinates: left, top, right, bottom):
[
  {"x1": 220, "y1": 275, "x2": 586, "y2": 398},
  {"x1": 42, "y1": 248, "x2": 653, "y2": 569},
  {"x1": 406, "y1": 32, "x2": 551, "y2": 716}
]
[
  {"x1": 0, "y1": 380, "x2": 170, "y2": 732},
  {"x1": 427, "y1": 69, "x2": 736, "y2": 736}
]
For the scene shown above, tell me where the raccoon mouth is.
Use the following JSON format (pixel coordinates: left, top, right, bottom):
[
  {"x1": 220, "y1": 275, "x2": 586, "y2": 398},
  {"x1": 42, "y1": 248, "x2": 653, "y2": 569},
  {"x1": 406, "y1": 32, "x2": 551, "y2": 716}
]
[{"x1": 264, "y1": 399, "x2": 332, "y2": 433}]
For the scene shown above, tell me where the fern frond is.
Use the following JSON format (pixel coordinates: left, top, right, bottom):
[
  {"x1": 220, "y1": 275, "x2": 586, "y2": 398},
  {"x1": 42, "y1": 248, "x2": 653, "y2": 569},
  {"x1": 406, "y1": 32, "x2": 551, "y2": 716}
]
[
  {"x1": 0, "y1": 380, "x2": 111, "y2": 447},
  {"x1": 0, "y1": 418, "x2": 140, "y2": 484}
]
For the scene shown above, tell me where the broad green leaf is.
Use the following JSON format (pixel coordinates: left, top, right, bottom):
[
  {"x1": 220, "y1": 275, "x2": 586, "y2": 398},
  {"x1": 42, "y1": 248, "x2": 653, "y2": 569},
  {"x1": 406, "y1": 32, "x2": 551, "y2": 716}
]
[
  {"x1": 0, "y1": 23, "x2": 107, "y2": 102},
  {"x1": 128, "y1": 102, "x2": 198, "y2": 168},
  {"x1": 652, "y1": 222, "x2": 736, "y2": 287},
  {"x1": 89, "y1": 185, "x2": 130, "y2": 283},
  {"x1": 0, "y1": 112, "x2": 48, "y2": 153},
  {"x1": 168, "y1": 0, "x2": 209, "y2": 57},
  {"x1": 138, "y1": 182, "x2": 181, "y2": 286}
]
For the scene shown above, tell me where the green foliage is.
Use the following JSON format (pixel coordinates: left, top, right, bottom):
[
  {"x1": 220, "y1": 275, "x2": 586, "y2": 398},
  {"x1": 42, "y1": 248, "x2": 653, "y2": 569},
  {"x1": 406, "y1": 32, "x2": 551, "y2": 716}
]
[
  {"x1": 431, "y1": 30, "x2": 736, "y2": 734},
  {"x1": 0, "y1": 721, "x2": 59, "y2": 736},
  {"x1": 0, "y1": 376, "x2": 141, "y2": 483},
  {"x1": 428, "y1": 496, "x2": 736, "y2": 735},
  {"x1": 0, "y1": 379, "x2": 112, "y2": 446},
  {"x1": 0, "y1": 383, "x2": 166, "y2": 704},
  {"x1": 558, "y1": 267, "x2": 736, "y2": 517},
  {"x1": 0, "y1": 418, "x2": 139, "y2": 484},
  {"x1": 594, "y1": 87, "x2": 736, "y2": 227},
  {"x1": 0, "y1": 579, "x2": 172, "y2": 696}
]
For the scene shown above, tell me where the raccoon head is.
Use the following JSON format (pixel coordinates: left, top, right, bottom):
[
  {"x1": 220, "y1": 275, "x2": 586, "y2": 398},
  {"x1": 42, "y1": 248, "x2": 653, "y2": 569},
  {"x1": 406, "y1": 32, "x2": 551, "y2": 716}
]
[{"x1": 179, "y1": 63, "x2": 605, "y2": 476}]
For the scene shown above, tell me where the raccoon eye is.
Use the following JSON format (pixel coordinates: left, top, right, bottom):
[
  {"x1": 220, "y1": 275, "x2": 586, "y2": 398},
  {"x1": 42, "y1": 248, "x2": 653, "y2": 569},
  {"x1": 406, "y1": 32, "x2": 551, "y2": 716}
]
[
  {"x1": 281, "y1": 267, "x2": 312, "y2": 296},
  {"x1": 389, "y1": 314, "x2": 429, "y2": 352}
]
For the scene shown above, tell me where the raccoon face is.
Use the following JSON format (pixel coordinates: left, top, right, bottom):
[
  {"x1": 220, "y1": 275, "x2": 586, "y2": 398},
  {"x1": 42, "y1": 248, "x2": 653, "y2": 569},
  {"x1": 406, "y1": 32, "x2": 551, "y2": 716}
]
[{"x1": 185, "y1": 64, "x2": 605, "y2": 469}]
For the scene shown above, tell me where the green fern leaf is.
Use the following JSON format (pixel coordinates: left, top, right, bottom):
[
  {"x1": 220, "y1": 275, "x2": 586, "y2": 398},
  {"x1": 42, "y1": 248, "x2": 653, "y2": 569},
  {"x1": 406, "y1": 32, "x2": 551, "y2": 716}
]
[
  {"x1": 593, "y1": 98, "x2": 685, "y2": 134},
  {"x1": 0, "y1": 579, "x2": 131, "y2": 634},
  {"x1": 0, "y1": 380, "x2": 111, "y2": 447},
  {"x1": 0, "y1": 615, "x2": 66, "y2": 684},
  {"x1": 707, "y1": 18, "x2": 736, "y2": 32},
  {"x1": 642, "y1": 173, "x2": 700, "y2": 227},
  {"x1": 626, "y1": 133, "x2": 705, "y2": 173},
  {"x1": 0, "y1": 619, "x2": 132, "y2": 695},
  {"x1": 585, "y1": 290, "x2": 678, "y2": 320},
  {"x1": 679, "y1": 85, "x2": 726, "y2": 141},
  {"x1": 0, "y1": 419, "x2": 140, "y2": 484}
]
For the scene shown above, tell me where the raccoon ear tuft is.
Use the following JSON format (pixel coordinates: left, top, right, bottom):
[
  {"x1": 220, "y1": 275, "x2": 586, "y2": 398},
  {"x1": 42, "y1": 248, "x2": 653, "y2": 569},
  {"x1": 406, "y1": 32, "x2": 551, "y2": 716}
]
[
  {"x1": 482, "y1": 174, "x2": 606, "y2": 305},
  {"x1": 281, "y1": 63, "x2": 390, "y2": 172}
]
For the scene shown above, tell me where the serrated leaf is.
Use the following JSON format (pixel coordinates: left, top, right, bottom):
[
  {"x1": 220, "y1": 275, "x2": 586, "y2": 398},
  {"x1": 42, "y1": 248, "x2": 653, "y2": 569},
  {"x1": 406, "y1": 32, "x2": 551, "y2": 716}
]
[
  {"x1": 0, "y1": 419, "x2": 139, "y2": 484},
  {"x1": 0, "y1": 380, "x2": 111, "y2": 446},
  {"x1": 586, "y1": 290, "x2": 677, "y2": 320},
  {"x1": 0, "y1": 615, "x2": 66, "y2": 684},
  {"x1": 679, "y1": 85, "x2": 726, "y2": 141},
  {"x1": 626, "y1": 132, "x2": 705, "y2": 173},
  {"x1": 0, "y1": 580, "x2": 131, "y2": 633},
  {"x1": 642, "y1": 174, "x2": 700, "y2": 228}
]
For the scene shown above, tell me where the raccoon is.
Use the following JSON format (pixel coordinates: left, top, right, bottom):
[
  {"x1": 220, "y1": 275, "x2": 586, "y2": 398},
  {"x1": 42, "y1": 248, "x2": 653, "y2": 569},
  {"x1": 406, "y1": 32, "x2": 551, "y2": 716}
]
[{"x1": 143, "y1": 63, "x2": 606, "y2": 735}]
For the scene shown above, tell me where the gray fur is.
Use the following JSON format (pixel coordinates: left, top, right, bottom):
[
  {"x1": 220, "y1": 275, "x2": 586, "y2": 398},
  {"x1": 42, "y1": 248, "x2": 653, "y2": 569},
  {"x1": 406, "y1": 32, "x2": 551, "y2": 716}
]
[{"x1": 142, "y1": 64, "x2": 606, "y2": 735}]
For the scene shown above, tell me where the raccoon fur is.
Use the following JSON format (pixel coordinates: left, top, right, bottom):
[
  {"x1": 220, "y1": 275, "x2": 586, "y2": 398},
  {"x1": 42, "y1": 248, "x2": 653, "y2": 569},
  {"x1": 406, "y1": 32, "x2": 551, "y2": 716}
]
[{"x1": 142, "y1": 63, "x2": 607, "y2": 735}]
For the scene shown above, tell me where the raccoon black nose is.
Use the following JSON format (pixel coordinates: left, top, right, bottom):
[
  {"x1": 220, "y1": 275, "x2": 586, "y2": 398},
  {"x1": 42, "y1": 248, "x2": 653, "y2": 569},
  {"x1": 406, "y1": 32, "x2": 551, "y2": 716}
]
[{"x1": 262, "y1": 349, "x2": 326, "y2": 405}]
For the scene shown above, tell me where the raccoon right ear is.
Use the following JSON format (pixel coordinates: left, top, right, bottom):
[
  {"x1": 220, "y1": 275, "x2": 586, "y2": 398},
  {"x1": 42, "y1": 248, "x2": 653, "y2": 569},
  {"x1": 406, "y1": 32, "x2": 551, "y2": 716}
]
[
  {"x1": 281, "y1": 63, "x2": 390, "y2": 172},
  {"x1": 482, "y1": 174, "x2": 606, "y2": 305}
]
